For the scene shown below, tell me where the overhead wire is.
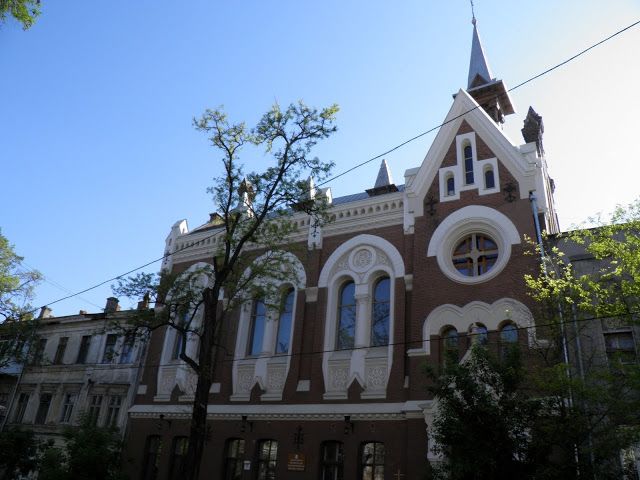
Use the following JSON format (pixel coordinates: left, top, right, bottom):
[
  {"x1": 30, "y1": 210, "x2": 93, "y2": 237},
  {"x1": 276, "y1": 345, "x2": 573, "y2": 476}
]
[{"x1": 24, "y1": 17, "x2": 640, "y2": 316}]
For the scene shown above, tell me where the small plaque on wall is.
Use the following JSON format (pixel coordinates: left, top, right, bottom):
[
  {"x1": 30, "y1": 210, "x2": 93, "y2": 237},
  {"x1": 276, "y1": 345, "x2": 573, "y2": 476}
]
[{"x1": 287, "y1": 453, "x2": 305, "y2": 471}]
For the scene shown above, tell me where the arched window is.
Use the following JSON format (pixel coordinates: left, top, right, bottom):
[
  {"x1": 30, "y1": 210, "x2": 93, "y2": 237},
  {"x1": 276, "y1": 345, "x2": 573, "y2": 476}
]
[
  {"x1": 499, "y1": 322, "x2": 518, "y2": 359},
  {"x1": 446, "y1": 174, "x2": 455, "y2": 196},
  {"x1": 464, "y1": 144, "x2": 474, "y2": 184},
  {"x1": 141, "y1": 435, "x2": 163, "y2": 480},
  {"x1": 360, "y1": 442, "x2": 385, "y2": 480},
  {"x1": 484, "y1": 167, "x2": 495, "y2": 189},
  {"x1": 472, "y1": 323, "x2": 488, "y2": 346},
  {"x1": 320, "y1": 441, "x2": 344, "y2": 479},
  {"x1": 223, "y1": 438, "x2": 245, "y2": 480},
  {"x1": 256, "y1": 440, "x2": 278, "y2": 480},
  {"x1": 371, "y1": 277, "x2": 390, "y2": 347},
  {"x1": 337, "y1": 281, "x2": 356, "y2": 350},
  {"x1": 168, "y1": 437, "x2": 188, "y2": 480},
  {"x1": 443, "y1": 327, "x2": 459, "y2": 363},
  {"x1": 248, "y1": 299, "x2": 267, "y2": 356},
  {"x1": 275, "y1": 289, "x2": 295, "y2": 354}
]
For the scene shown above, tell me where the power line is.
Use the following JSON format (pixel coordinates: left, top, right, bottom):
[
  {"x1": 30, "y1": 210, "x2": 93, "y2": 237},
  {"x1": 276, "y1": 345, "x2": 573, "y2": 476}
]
[
  {"x1": 30, "y1": 18, "x2": 640, "y2": 315},
  {"x1": 17, "y1": 309, "x2": 638, "y2": 373}
]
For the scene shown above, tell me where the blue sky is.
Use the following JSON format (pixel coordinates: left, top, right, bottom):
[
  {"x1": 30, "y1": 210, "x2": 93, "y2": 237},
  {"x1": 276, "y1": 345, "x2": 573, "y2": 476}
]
[{"x1": 2, "y1": 0, "x2": 639, "y2": 315}]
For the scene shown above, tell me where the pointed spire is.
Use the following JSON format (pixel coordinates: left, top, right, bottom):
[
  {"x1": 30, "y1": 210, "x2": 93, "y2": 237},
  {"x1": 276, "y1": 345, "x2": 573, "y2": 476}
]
[
  {"x1": 468, "y1": 19, "x2": 493, "y2": 89},
  {"x1": 367, "y1": 159, "x2": 398, "y2": 197},
  {"x1": 374, "y1": 159, "x2": 394, "y2": 189}
]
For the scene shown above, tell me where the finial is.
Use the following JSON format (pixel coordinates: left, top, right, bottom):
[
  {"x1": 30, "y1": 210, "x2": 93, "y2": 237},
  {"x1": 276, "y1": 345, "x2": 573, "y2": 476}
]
[{"x1": 470, "y1": 0, "x2": 476, "y2": 25}]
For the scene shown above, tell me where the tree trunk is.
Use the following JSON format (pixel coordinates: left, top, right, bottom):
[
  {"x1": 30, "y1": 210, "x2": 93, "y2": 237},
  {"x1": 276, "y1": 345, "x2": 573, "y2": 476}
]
[{"x1": 182, "y1": 287, "x2": 220, "y2": 480}]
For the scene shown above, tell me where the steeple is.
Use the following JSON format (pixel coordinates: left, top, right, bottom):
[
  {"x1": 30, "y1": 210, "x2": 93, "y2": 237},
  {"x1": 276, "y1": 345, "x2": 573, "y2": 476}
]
[
  {"x1": 462, "y1": 16, "x2": 515, "y2": 124},
  {"x1": 366, "y1": 159, "x2": 398, "y2": 197},
  {"x1": 468, "y1": 18, "x2": 493, "y2": 89}
]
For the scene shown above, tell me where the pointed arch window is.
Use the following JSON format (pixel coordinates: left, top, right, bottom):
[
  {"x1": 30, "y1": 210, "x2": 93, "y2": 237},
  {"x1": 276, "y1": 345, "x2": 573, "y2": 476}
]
[
  {"x1": 275, "y1": 289, "x2": 295, "y2": 354},
  {"x1": 484, "y1": 166, "x2": 495, "y2": 189},
  {"x1": 337, "y1": 281, "x2": 356, "y2": 350},
  {"x1": 248, "y1": 299, "x2": 267, "y2": 356},
  {"x1": 464, "y1": 144, "x2": 474, "y2": 184},
  {"x1": 371, "y1": 277, "x2": 390, "y2": 347}
]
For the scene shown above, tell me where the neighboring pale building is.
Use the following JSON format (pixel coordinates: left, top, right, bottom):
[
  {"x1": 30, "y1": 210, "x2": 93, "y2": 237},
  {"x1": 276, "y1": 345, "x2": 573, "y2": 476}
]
[{"x1": 1, "y1": 298, "x2": 148, "y2": 445}]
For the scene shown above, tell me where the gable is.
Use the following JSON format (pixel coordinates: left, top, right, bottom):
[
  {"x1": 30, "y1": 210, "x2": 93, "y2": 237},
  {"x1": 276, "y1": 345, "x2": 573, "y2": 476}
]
[{"x1": 403, "y1": 89, "x2": 541, "y2": 223}]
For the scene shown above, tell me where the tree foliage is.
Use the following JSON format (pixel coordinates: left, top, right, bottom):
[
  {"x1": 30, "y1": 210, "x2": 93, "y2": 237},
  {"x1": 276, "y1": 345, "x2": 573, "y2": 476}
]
[
  {"x1": 113, "y1": 101, "x2": 338, "y2": 480},
  {"x1": 38, "y1": 413, "x2": 126, "y2": 480},
  {"x1": 0, "y1": 0, "x2": 40, "y2": 29},
  {"x1": 0, "y1": 427, "x2": 41, "y2": 480},
  {"x1": 0, "y1": 229, "x2": 41, "y2": 368}
]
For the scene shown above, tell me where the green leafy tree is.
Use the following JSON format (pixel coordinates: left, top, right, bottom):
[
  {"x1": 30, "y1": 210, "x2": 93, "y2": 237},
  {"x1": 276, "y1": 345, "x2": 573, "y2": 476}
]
[
  {"x1": 113, "y1": 101, "x2": 338, "y2": 480},
  {"x1": 39, "y1": 413, "x2": 126, "y2": 480},
  {"x1": 0, "y1": 0, "x2": 40, "y2": 29},
  {"x1": 427, "y1": 345, "x2": 547, "y2": 480},
  {"x1": 0, "y1": 230, "x2": 41, "y2": 368},
  {"x1": 0, "y1": 427, "x2": 41, "y2": 480},
  {"x1": 523, "y1": 199, "x2": 640, "y2": 478}
]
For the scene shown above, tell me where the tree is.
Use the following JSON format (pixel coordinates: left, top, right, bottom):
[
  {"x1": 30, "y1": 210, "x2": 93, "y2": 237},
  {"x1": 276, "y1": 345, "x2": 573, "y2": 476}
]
[
  {"x1": 113, "y1": 102, "x2": 338, "y2": 480},
  {"x1": 0, "y1": 0, "x2": 40, "y2": 29},
  {"x1": 523, "y1": 199, "x2": 640, "y2": 478},
  {"x1": 0, "y1": 427, "x2": 41, "y2": 480},
  {"x1": 0, "y1": 229, "x2": 41, "y2": 369},
  {"x1": 38, "y1": 413, "x2": 126, "y2": 480},
  {"x1": 427, "y1": 345, "x2": 548, "y2": 480}
]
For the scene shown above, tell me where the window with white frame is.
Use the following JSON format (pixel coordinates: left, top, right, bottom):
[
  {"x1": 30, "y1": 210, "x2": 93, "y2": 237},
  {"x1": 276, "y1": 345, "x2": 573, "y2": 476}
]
[
  {"x1": 371, "y1": 277, "x2": 390, "y2": 346},
  {"x1": 336, "y1": 281, "x2": 356, "y2": 350},
  {"x1": 60, "y1": 393, "x2": 77, "y2": 423},
  {"x1": 463, "y1": 143, "x2": 474, "y2": 184},
  {"x1": 88, "y1": 394, "x2": 103, "y2": 425},
  {"x1": 104, "y1": 395, "x2": 122, "y2": 427},
  {"x1": 101, "y1": 334, "x2": 118, "y2": 363},
  {"x1": 248, "y1": 299, "x2": 267, "y2": 356},
  {"x1": 275, "y1": 289, "x2": 294, "y2": 354}
]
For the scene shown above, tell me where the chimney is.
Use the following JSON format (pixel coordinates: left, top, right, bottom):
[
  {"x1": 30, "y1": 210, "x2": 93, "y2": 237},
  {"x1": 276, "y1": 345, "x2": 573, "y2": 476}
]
[
  {"x1": 105, "y1": 297, "x2": 120, "y2": 314},
  {"x1": 38, "y1": 306, "x2": 53, "y2": 319},
  {"x1": 79, "y1": 310, "x2": 88, "y2": 315},
  {"x1": 137, "y1": 292, "x2": 150, "y2": 311}
]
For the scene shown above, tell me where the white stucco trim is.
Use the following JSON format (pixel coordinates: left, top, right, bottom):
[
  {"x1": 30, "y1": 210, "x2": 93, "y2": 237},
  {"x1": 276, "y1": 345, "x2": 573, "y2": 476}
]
[{"x1": 417, "y1": 298, "x2": 537, "y2": 355}]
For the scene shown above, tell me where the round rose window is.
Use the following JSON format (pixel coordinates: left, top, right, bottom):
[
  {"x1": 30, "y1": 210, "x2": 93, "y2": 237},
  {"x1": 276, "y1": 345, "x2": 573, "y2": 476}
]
[{"x1": 452, "y1": 233, "x2": 498, "y2": 277}]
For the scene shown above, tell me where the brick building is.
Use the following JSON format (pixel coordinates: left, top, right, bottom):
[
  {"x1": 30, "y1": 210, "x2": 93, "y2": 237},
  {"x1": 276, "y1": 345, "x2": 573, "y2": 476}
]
[{"x1": 123, "y1": 20, "x2": 558, "y2": 480}]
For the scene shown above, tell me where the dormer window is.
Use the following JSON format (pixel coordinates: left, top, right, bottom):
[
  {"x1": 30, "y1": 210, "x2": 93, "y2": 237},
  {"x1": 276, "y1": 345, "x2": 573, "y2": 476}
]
[
  {"x1": 484, "y1": 166, "x2": 495, "y2": 189},
  {"x1": 464, "y1": 144, "x2": 474, "y2": 184}
]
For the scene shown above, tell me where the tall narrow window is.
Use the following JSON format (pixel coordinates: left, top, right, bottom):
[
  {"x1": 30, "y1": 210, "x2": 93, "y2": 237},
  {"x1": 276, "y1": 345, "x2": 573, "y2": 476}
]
[
  {"x1": 443, "y1": 327, "x2": 459, "y2": 363},
  {"x1": 88, "y1": 394, "x2": 103, "y2": 425},
  {"x1": 275, "y1": 289, "x2": 294, "y2": 354},
  {"x1": 223, "y1": 438, "x2": 245, "y2": 480},
  {"x1": 14, "y1": 393, "x2": 30, "y2": 423},
  {"x1": 371, "y1": 277, "x2": 390, "y2": 347},
  {"x1": 141, "y1": 435, "x2": 163, "y2": 480},
  {"x1": 169, "y1": 437, "x2": 188, "y2": 480},
  {"x1": 446, "y1": 175, "x2": 455, "y2": 196},
  {"x1": 321, "y1": 441, "x2": 344, "y2": 480},
  {"x1": 499, "y1": 322, "x2": 518, "y2": 359},
  {"x1": 34, "y1": 393, "x2": 52, "y2": 424},
  {"x1": 102, "y1": 334, "x2": 118, "y2": 363},
  {"x1": 471, "y1": 323, "x2": 488, "y2": 346},
  {"x1": 31, "y1": 338, "x2": 47, "y2": 365},
  {"x1": 76, "y1": 335, "x2": 91, "y2": 364},
  {"x1": 256, "y1": 439, "x2": 278, "y2": 480},
  {"x1": 172, "y1": 330, "x2": 184, "y2": 360},
  {"x1": 360, "y1": 442, "x2": 385, "y2": 480},
  {"x1": 249, "y1": 299, "x2": 267, "y2": 356},
  {"x1": 484, "y1": 167, "x2": 495, "y2": 189},
  {"x1": 464, "y1": 144, "x2": 474, "y2": 184},
  {"x1": 53, "y1": 337, "x2": 68, "y2": 364},
  {"x1": 104, "y1": 395, "x2": 122, "y2": 428},
  {"x1": 59, "y1": 393, "x2": 77, "y2": 423},
  {"x1": 337, "y1": 281, "x2": 356, "y2": 350},
  {"x1": 119, "y1": 334, "x2": 135, "y2": 364}
]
